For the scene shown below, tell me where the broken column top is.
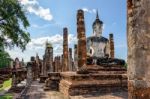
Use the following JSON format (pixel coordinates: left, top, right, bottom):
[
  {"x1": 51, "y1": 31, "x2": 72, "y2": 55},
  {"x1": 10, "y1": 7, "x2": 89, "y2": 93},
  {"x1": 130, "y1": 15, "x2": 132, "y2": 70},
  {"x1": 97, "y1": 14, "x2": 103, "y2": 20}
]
[
  {"x1": 31, "y1": 56, "x2": 35, "y2": 62},
  {"x1": 63, "y1": 27, "x2": 68, "y2": 35},
  {"x1": 109, "y1": 33, "x2": 114, "y2": 39},
  {"x1": 77, "y1": 9, "x2": 84, "y2": 14}
]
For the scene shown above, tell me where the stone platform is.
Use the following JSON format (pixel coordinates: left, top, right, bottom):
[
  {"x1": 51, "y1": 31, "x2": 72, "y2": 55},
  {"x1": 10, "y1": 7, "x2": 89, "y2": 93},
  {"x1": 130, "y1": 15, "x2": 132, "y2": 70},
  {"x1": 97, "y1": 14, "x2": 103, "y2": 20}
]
[
  {"x1": 44, "y1": 72, "x2": 60, "y2": 91},
  {"x1": 59, "y1": 65, "x2": 127, "y2": 96},
  {"x1": 39, "y1": 75, "x2": 48, "y2": 83}
]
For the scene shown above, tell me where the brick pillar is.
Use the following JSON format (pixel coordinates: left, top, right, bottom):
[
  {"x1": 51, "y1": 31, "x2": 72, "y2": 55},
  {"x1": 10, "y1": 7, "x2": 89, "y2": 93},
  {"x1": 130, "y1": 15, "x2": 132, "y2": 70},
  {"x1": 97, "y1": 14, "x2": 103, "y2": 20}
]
[
  {"x1": 127, "y1": 0, "x2": 150, "y2": 99},
  {"x1": 77, "y1": 9, "x2": 87, "y2": 68},
  {"x1": 74, "y1": 44, "x2": 78, "y2": 71},
  {"x1": 63, "y1": 28, "x2": 69, "y2": 71},
  {"x1": 55, "y1": 56, "x2": 58, "y2": 72},
  {"x1": 36, "y1": 54, "x2": 40, "y2": 76},
  {"x1": 61, "y1": 54, "x2": 63, "y2": 72},
  {"x1": 54, "y1": 57, "x2": 56, "y2": 72},
  {"x1": 58, "y1": 56, "x2": 61, "y2": 72},
  {"x1": 109, "y1": 33, "x2": 114, "y2": 58},
  {"x1": 41, "y1": 56, "x2": 45, "y2": 75},
  {"x1": 69, "y1": 48, "x2": 73, "y2": 71},
  {"x1": 53, "y1": 61, "x2": 55, "y2": 72},
  {"x1": 50, "y1": 47, "x2": 53, "y2": 72},
  {"x1": 55, "y1": 56, "x2": 57, "y2": 72}
]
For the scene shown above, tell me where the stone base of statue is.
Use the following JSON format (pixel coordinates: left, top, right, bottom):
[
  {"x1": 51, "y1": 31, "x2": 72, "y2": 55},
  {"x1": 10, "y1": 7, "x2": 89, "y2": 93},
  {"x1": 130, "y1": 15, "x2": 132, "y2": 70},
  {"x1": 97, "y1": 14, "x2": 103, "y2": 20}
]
[
  {"x1": 59, "y1": 65, "x2": 127, "y2": 96},
  {"x1": 44, "y1": 72, "x2": 60, "y2": 91}
]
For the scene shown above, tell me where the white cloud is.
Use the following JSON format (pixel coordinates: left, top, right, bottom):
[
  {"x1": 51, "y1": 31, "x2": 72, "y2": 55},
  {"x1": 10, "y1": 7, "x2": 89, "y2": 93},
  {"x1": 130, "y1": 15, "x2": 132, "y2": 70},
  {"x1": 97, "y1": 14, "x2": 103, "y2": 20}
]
[
  {"x1": 7, "y1": 34, "x2": 77, "y2": 62},
  {"x1": 19, "y1": 0, "x2": 53, "y2": 21},
  {"x1": 82, "y1": 8, "x2": 96, "y2": 14}
]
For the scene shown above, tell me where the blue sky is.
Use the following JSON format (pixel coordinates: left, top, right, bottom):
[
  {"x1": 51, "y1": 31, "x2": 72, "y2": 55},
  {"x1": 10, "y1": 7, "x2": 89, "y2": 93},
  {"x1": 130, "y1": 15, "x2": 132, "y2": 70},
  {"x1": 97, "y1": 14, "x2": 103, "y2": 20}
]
[{"x1": 7, "y1": 0, "x2": 127, "y2": 62}]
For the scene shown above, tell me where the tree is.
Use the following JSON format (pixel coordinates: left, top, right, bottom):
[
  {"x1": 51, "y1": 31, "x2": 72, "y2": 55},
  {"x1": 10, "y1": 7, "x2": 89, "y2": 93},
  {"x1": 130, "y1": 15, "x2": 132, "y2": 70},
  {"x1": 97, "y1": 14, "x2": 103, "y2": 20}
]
[
  {"x1": 0, "y1": 49, "x2": 10, "y2": 68},
  {"x1": 0, "y1": 0, "x2": 30, "y2": 51}
]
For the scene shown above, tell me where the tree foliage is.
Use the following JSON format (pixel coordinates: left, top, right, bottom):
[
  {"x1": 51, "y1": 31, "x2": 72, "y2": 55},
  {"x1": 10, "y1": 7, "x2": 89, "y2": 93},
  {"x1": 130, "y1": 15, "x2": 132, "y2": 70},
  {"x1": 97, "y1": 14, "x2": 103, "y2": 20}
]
[
  {"x1": 0, "y1": 0, "x2": 30, "y2": 51},
  {"x1": 0, "y1": 49, "x2": 10, "y2": 68}
]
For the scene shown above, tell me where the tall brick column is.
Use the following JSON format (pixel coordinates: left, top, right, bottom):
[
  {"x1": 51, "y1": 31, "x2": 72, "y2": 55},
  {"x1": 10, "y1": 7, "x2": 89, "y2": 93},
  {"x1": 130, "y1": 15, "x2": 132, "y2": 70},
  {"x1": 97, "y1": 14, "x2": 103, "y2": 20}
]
[
  {"x1": 69, "y1": 48, "x2": 73, "y2": 71},
  {"x1": 77, "y1": 9, "x2": 87, "y2": 68},
  {"x1": 109, "y1": 33, "x2": 114, "y2": 58},
  {"x1": 61, "y1": 54, "x2": 63, "y2": 72},
  {"x1": 54, "y1": 57, "x2": 57, "y2": 72},
  {"x1": 127, "y1": 0, "x2": 150, "y2": 99},
  {"x1": 74, "y1": 44, "x2": 78, "y2": 70},
  {"x1": 58, "y1": 56, "x2": 61, "y2": 72},
  {"x1": 49, "y1": 47, "x2": 53, "y2": 72},
  {"x1": 53, "y1": 61, "x2": 55, "y2": 72},
  {"x1": 63, "y1": 28, "x2": 69, "y2": 71}
]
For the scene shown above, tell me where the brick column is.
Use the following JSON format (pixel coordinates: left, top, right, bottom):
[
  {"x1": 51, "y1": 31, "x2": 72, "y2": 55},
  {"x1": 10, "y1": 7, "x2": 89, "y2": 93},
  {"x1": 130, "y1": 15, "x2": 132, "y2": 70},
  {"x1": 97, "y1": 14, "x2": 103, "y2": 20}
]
[
  {"x1": 69, "y1": 48, "x2": 73, "y2": 71},
  {"x1": 54, "y1": 56, "x2": 58, "y2": 72},
  {"x1": 127, "y1": 0, "x2": 150, "y2": 98},
  {"x1": 77, "y1": 9, "x2": 87, "y2": 68},
  {"x1": 53, "y1": 61, "x2": 55, "y2": 72},
  {"x1": 74, "y1": 44, "x2": 78, "y2": 71},
  {"x1": 58, "y1": 56, "x2": 61, "y2": 72},
  {"x1": 109, "y1": 33, "x2": 114, "y2": 58},
  {"x1": 55, "y1": 57, "x2": 57, "y2": 72},
  {"x1": 61, "y1": 54, "x2": 63, "y2": 72},
  {"x1": 63, "y1": 28, "x2": 69, "y2": 71},
  {"x1": 50, "y1": 47, "x2": 53, "y2": 72}
]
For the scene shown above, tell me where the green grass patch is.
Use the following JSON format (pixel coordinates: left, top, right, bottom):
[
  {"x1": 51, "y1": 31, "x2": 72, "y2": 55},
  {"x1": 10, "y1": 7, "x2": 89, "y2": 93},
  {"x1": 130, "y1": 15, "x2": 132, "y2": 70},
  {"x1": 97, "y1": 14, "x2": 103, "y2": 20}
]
[
  {"x1": 0, "y1": 78, "x2": 12, "y2": 92},
  {"x1": 0, "y1": 94, "x2": 13, "y2": 99}
]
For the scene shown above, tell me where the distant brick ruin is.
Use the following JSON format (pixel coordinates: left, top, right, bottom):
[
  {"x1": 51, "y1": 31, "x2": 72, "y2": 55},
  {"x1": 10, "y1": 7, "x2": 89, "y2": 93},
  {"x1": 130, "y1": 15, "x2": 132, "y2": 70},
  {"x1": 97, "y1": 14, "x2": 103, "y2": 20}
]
[{"x1": 40, "y1": 42, "x2": 53, "y2": 82}]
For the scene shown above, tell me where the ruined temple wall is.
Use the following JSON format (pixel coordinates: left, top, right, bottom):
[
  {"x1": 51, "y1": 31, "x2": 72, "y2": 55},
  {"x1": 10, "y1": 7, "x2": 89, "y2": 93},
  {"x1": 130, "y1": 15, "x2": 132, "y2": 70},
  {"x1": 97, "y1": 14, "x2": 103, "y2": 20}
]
[{"x1": 127, "y1": 0, "x2": 150, "y2": 98}]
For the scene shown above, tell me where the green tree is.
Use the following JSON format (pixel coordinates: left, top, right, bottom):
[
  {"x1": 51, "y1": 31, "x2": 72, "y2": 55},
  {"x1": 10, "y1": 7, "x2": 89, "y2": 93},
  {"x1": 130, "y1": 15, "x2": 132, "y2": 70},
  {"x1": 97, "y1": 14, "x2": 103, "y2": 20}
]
[
  {"x1": 0, "y1": 0, "x2": 30, "y2": 51},
  {"x1": 0, "y1": 50, "x2": 10, "y2": 68}
]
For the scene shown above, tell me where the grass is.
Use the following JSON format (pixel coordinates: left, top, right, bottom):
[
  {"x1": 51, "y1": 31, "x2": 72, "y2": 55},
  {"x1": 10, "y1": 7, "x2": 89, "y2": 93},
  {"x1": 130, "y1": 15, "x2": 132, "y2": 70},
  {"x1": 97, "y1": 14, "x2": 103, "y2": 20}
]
[
  {"x1": 0, "y1": 94, "x2": 13, "y2": 99},
  {"x1": 0, "y1": 78, "x2": 12, "y2": 92},
  {"x1": 0, "y1": 79, "x2": 13, "y2": 99}
]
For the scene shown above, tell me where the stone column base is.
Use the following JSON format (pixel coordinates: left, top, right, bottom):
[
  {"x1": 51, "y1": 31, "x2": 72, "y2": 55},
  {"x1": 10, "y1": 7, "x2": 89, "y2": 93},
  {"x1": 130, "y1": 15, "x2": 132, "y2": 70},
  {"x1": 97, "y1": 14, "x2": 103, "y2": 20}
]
[{"x1": 128, "y1": 81, "x2": 150, "y2": 99}]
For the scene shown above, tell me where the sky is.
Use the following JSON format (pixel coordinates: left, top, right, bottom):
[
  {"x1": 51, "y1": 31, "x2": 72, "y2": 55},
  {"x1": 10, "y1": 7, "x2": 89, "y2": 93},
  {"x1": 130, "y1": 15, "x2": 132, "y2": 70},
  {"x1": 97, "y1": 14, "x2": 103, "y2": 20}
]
[{"x1": 6, "y1": 0, "x2": 127, "y2": 62}]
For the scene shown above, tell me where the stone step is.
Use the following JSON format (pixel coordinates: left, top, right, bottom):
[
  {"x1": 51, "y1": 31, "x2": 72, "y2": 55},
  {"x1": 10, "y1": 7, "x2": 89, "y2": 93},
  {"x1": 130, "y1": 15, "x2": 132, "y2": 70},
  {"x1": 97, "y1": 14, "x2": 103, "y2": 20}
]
[
  {"x1": 86, "y1": 66, "x2": 127, "y2": 71},
  {"x1": 59, "y1": 72, "x2": 127, "y2": 96},
  {"x1": 60, "y1": 79, "x2": 127, "y2": 86},
  {"x1": 59, "y1": 79, "x2": 127, "y2": 96},
  {"x1": 61, "y1": 72, "x2": 127, "y2": 81}
]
